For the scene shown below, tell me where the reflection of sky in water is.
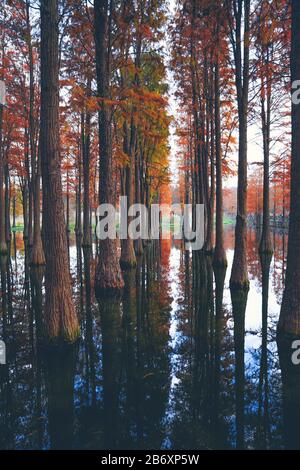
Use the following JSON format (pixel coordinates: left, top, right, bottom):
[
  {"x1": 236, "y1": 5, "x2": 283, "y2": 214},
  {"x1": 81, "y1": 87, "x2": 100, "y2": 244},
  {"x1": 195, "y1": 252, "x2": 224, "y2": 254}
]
[
  {"x1": 223, "y1": 249, "x2": 280, "y2": 353},
  {"x1": 165, "y1": 234, "x2": 284, "y2": 449},
  {"x1": 162, "y1": 247, "x2": 182, "y2": 449},
  {"x1": 1, "y1": 228, "x2": 288, "y2": 449}
]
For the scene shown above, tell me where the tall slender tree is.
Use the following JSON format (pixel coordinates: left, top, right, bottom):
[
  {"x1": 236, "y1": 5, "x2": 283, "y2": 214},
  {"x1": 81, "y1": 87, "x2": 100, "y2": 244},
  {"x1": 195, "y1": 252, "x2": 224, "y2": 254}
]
[
  {"x1": 0, "y1": 91, "x2": 6, "y2": 255},
  {"x1": 94, "y1": 0, "x2": 124, "y2": 295},
  {"x1": 229, "y1": 0, "x2": 251, "y2": 290},
  {"x1": 213, "y1": 5, "x2": 227, "y2": 267},
  {"x1": 40, "y1": 0, "x2": 79, "y2": 341},
  {"x1": 278, "y1": 0, "x2": 300, "y2": 336}
]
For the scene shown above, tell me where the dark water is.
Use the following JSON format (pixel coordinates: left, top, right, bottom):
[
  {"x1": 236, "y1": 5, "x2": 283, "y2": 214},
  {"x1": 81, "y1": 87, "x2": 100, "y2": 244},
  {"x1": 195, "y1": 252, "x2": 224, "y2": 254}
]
[{"x1": 0, "y1": 226, "x2": 298, "y2": 450}]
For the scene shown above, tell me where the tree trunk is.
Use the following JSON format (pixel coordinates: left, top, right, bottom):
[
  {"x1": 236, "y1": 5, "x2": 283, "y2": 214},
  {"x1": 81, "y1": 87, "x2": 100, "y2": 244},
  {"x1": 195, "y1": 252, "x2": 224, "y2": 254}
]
[
  {"x1": 27, "y1": 0, "x2": 45, "y2": 266},
  {"x1": 259, "y1": 49, "x2": 273, "y2": 255},
  {"x1": 30, "y1": 156, "x2": 45, "y2": 266},
  {"x1": 213, "y1": 50, "x2": 227, "y2": 268},
  {"x1": 82, "y1": 81, "x2": 92, "y2": 248},
  {"x1": 278, "y1": 0, "x2": 300, "y2": 335},
  {"x1": 0, "y1": 104, "x2": 7, "y2": 255},
  {"x1": 133, "y1": 34, "x2": 144, "y2": 257},
  {"x1": 75, "y1": 131, "x2": 82, "y2": 244},
  {"x1": 230, "y1": 0, "x2": 250, "y2": 291},
  {"x1": 40, "y1": 0, "x2": 79, "y2": 342},
  {"x1": 259, "y1": 110, "x2": 273, "y2": 254},
  {"x1": 94, "y1": 0, "x2": 124, "y2": 295},
  {"x1": 4, "y1": 164, "x2": 10, "y2": 245},
  {"x1": 205, "y1": 65, "x2": 215, "y2": 255},
  {"x1": 120, "y1": 121, "x2": 137, "y2": 269}
]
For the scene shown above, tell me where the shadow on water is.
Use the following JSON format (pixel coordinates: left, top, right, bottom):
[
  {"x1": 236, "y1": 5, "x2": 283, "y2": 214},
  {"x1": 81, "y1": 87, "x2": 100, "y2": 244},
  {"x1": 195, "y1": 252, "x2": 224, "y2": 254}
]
[
  {"x1": 231, "y1": 288, "x2": 248, "y2": 450},
  {"x1": 0, "y1": 227, "x2": 294, "y2": 449},
  {"x1": 42, "y1": 345, "x2": 77, "y2": 450},
  {"x1": 212, "y1": 264, "x2": 228, "y2": 449},
  {"x1": 277, "y1": 333, "x2": 300, "y2": 450}
]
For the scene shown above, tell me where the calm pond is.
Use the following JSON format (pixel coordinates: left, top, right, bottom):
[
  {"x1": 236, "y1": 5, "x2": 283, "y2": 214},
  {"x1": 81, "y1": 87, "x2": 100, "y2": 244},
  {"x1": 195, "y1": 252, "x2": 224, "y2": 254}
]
[{"x1": 0, "y1": 226, "x2": 299, "y2": 450}]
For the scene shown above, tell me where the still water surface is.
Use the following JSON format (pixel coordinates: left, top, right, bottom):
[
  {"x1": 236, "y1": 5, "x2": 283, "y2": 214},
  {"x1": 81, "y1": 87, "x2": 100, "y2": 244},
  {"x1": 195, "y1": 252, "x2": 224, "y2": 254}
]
[{"x1": 0, "y1": 226, "x2": 297, "y2": 450}]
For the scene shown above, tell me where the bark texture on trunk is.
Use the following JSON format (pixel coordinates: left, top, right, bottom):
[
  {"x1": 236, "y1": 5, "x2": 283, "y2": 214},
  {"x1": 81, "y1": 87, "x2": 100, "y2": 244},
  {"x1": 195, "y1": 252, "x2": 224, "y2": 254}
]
[
  {"x1": 0, "y1": 104, "x2": 7, "y2": 255},
  {"x1": 120, "y1": 122, "x2": 137, "y2": 269},
  {"x1": 82, "y1": 84, "x2": 92, "y2": 248},
  {"x1": 259, "y1": 44, "x2": 273, "y2": 255},
  {"x1": 230, "y1": 0, "x2": 250, "y2": 291},
  {"x1": 40, "y1": 0, "x2": 79, "y2": 342},
  {"x1": 213, "y1": 47, "x2": 227, "y2": 268},
  {"x1": 279, "y1": 0, "x2": 300, "y2": 335},
  {"x1": 94, "y1": 0, "x2": 124, "y2": 295},
  {"x1": 31, "y1": 155, "x2": 45, "y2": 266}
]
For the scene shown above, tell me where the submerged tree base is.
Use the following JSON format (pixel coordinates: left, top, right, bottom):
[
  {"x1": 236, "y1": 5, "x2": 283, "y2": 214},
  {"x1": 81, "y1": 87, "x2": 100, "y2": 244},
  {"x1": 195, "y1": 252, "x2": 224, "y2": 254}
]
[
  {"x1": 120, "y1": 239, "x2": 137, "y2": 271},
  {"x1": 95, "y1": 285, "x2": 124, "y2": 300},
  {"x1": 0, "y1": 243, "x2": 8, "y2": 256},
  {"x1": 120, "y1": 259, "x2": 137, "y2": 270},
  {"x1": 278, "y1": 305, "x2": 300, "y2": 337},
  {"x1": 213, "y1": 248, "x2": 228, "y2": 268},
  {"x1": 213, "y1": 257, "x2": 228, "y2": 269},
  {"x1": 41, "y1": 331, "x2": 80, "y2": 348},
  {"x1": 230, "y1": 279, "x2": 250, "y2": 292},
  {"x1": 44, "y1": 286, "x2": 80, "y2": 344},
  {"x1": 30, "y1": 243, "x2": 46, "y2": 267},
  {"x1": 205, "y1": 247, "x2": 214, "y2": 257},
  {"x1": 134, "y1": 239, "x2": 144, "y2": 257},
  {"x1": 259, "y1": 236, "x2": 273, "y2": 256},
  {"x1": 95, "y1": 267, "x2": 124, "y2": 296}
]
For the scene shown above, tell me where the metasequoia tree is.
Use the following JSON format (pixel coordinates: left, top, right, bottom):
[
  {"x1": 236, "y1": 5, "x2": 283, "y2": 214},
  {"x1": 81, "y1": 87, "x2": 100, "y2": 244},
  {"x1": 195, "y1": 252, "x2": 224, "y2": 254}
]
[
  {"x1": 0, "y1": 92, "x2": 6, "y2": 255},
  {"x1": 40, "y1": 0, "x2": 79, "y2": 341},
  {"x1": 64, "y1": 0, "x2": 95, "y2": 249},
  {"x1": 278, "y1": 0, "x2": 300, "y2": 336},
  {"x1": 171, "y1": 0, "x2": 236, "y2": 258},
  {"x1": 253, "y1": 0, "x2": 289, "y2": 255},
  {"x1": 228, "y1": 0, "x2": 251, "y2": 291},
  {"x1": 213, "y1": 0, "x2": 230, "y2": 267},
  {"x1": 25, "y1": 0, "x2": 45, "y2": 265},
  {"x1": 94, "y1": 0, "x2": 124, "y2": 294},
  {"x1": 0, "y1": 5, "x2": 8, "y2": 255}
]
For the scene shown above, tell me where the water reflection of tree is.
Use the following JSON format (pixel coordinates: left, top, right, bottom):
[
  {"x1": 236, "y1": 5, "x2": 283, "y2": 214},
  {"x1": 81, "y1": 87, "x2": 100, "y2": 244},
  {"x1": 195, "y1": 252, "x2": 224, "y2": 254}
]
[
  {"x1": 0, "y1": 232, "x2": 289, "y2": 450},
  {"x1": 231, "y1": 289, "x2": 248, "y2": 449},
  {"x1": 43, "y1": 345, "x2": 77, "y2": 449},
  {"x1": 77, "y1": 241, "x2": 171, "y2": 450},
  {"x1": 278, "y1": 333, "x2": 300, "y2": 450},
  {"x1": 125, "y1": 241, "x2": 171, "y2": 449},
  {"x1": 255, "y1": 253, "x2": 272, "y2": 449},
  {"x1": 169, "y1": 252, "x2": 234, "y2": 450}
]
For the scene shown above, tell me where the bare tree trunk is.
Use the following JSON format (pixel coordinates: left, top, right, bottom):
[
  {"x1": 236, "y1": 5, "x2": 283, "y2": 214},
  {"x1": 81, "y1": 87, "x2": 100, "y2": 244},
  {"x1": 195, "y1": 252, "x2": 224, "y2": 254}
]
[
  {"x1": 120, "y1": 121, "x2": 137, "y2": 269},
  {"x1": 82, "y1": 81, "x2": 92, "y2": 248},
  {"x1": 213, "y1": 45, "x2": 227, "y2": 268},
  {"x1": 0, "y1": 104, "x2": 7, "y2": 255},
  {"x1": 205, "y1": 64, "x2": 215, "y2": 255},
  {"x1": 94, "y1": 0, "x2": 124, "y2": 295},
  {"x1": 133, "y1": 32, "x2": 143, "y2": 257},
  {"x1": 75, "y1": 131, "x2": 82, "y2": 244},
  {"x1": 4, "y1": 163, "x2": 10, "y2": 246},
  {"x1": 26, "y1": 0, "x2": 45, "y2": 266},
  {"x1": 278, "y1": 0, "x2": 300, "y2": 336},
  {"x1": 30, "y1": 154, "x2": 45, "y2": 266},
  {"x1": 40, "y1": 0, "x2": 79, "y2": 342},
  {"x1": 259, "y1": 46, "x2": 273, "y2": 255},
  {"x1": 230, "y1": 0, "x2": 250, "y2": 291}
]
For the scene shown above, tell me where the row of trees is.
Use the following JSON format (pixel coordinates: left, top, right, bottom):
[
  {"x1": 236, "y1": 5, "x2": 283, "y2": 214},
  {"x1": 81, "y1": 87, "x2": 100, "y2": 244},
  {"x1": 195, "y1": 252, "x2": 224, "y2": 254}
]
[
  {"x1": 0, "y1": 0, "x2": 300, "y2": 341},
  {"x1": 0, "y1": 0, "x2": 171, "y2": 341},
  {"x1": 172, "y1": 0, "x2": 300, "y2": 340},
  {"x1": 172, "y1": 0, "x2": 290, "y2": 279}
]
